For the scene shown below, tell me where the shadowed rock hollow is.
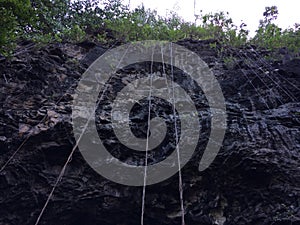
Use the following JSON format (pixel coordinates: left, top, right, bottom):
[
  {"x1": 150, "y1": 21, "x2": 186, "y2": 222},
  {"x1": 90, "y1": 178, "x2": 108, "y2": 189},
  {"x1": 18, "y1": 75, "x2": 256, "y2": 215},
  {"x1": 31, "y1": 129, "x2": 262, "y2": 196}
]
[{"x1": 0, "y1": 39, "x2": 299, "y2": 225}]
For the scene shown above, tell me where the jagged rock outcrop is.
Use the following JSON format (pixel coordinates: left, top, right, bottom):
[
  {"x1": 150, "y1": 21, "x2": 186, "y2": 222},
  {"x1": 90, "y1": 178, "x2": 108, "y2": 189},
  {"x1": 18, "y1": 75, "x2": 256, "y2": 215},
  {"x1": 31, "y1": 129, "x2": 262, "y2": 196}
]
[{"x1": 0, "y1": 39, "x2": 299, "y2": 225}]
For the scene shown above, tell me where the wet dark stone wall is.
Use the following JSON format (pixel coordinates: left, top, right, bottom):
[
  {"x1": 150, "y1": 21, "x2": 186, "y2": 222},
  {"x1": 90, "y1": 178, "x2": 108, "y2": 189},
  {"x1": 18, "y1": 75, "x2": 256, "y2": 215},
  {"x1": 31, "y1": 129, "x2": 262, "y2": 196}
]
[{"x1": 0, "y1": 39, "x2": 299, "y2": 225}]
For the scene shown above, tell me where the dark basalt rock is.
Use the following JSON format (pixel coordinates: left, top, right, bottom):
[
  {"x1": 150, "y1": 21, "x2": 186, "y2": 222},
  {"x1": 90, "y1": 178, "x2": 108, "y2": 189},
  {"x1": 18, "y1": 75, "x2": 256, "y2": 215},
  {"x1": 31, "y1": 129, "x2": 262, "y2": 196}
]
[
  {"x1": 0, "y1": 40, "x2": 299, "y2": 225},
  {"x1": 81, "y1": 45, "x2": 107, "y2": 67},
  {"x1": 278, "y1": 58, "x2": 300, "y2": 77}
]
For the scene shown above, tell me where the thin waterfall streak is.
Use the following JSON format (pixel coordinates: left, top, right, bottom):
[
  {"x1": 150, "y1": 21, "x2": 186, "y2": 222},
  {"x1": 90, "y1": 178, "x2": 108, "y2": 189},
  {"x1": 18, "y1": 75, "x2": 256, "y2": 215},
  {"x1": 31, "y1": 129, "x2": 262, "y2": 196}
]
[
  {"x1": 170, "y1": 43, "x2": 185, "y2": 225},
  {"x1": 34, "y1": 43, "x2": 131, "y2": 225},
  {"x1": 141, "y1": 47, "x2": 154, "y2": 225}
]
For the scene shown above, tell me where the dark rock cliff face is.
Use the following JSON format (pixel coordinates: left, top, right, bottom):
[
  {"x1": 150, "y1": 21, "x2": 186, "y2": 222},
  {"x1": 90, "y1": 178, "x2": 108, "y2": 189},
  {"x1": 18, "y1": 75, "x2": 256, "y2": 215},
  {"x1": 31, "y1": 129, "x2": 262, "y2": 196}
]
[{"x1": 0, "y1": 40, "x2": 299, "y2": 225}]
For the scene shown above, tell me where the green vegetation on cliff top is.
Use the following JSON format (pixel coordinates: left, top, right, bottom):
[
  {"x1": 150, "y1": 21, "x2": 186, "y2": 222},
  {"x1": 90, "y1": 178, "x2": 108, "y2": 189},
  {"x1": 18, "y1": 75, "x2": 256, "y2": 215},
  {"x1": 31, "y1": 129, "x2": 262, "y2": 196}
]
[{"x1": 0, "y1": 0, "x2": 299, "y2": 56}]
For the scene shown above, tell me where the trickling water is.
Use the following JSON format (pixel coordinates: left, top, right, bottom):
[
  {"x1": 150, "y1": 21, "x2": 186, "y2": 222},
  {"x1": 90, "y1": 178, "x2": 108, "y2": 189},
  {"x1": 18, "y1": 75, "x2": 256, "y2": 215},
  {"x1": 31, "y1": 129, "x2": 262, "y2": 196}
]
[
  {"x1": 170, "y1": 43, "x2": 185, "y2": 225},
  {"x1": 141, "y1": 48, "x2": 154, "y2": 225}
]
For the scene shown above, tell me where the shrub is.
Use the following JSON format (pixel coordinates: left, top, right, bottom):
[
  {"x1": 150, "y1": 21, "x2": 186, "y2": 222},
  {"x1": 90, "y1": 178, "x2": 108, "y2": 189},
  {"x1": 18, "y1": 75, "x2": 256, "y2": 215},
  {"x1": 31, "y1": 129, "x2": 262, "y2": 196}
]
[
  {"x1": 0, "y1": 1, "x2": 299, "y2": 57},
  {"x1": 252, "y1": 6, "x2": 300, "y2": 53},
  {"x1": 0, "y1": 0, "x2": 32, "y2": 55}
]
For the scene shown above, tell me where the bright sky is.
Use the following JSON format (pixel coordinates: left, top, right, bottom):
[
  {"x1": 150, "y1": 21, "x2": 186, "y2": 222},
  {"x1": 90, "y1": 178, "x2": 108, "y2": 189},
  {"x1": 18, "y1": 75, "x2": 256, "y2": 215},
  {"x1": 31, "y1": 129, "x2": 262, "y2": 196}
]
[{"x1": 126, "y1": 0, "x2": 299, "y2": 37}]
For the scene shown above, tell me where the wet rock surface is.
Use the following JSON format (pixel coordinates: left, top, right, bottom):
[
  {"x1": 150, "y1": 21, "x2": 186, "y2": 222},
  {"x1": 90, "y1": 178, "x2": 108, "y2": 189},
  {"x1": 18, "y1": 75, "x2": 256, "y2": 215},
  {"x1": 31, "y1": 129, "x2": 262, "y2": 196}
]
[{"x1": 0, "y1": 40, "x2": 299, "y2": 225}]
